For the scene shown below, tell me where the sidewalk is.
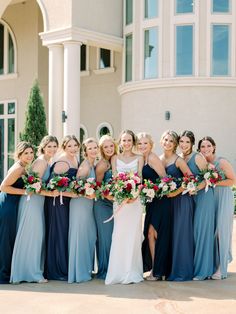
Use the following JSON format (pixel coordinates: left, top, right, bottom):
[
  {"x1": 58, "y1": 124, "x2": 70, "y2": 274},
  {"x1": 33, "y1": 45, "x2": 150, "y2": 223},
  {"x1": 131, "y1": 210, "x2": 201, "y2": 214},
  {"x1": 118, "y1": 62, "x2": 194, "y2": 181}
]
[{"x1": 0, "y1": 219, "x2": 235, "y2": 314}]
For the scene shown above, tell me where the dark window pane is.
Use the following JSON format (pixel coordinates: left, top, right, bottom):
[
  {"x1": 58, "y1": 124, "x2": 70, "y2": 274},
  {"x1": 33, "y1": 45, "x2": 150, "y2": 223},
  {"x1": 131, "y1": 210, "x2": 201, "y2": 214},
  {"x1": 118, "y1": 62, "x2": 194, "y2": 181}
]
[
  {"x1": 100, "y1": 48, "x2": 111, "y2": 69},
  {"x1": 8, "y1": 32, "x2": 14, "y2": 73},
  {"x1": 80, "y1": 44, "x2": 86, "y2": 71},
  {"x1": 0, "y1": 23, "x2": 4, "y2": 75},
  {"x1": 0, "y1": 104, "x2": 4, "y2": 115},
  {"x1": 80, "y1": 127, "x2": 85, "y2": 162},
  {"x1": 8, "y1": 118, "x2": 15, "y2": 155},
  {"x1": 8, "y1": 102, "x2": 15, "y2": 114},
  {"x1": 126, "y1": 0, "x2": 133, "y2": 25},
  {"x1": 99, "y1": 126, "x2": 110, "y2": 138},
  {"x1": 125, "y1": 34, "x2": 133, "y2": 82}
]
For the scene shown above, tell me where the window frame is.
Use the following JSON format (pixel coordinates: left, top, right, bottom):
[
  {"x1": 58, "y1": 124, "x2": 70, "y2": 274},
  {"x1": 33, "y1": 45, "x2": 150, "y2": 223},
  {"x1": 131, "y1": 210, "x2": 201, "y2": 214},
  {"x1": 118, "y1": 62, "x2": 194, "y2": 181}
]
[{"x1": 93, "y1": 47, "x2": 115, "y2": 75}]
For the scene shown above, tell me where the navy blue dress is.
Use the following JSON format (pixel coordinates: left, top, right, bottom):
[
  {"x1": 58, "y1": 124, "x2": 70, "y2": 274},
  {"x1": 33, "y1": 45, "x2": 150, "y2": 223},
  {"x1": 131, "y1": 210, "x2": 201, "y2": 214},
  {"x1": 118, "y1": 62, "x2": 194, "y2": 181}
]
[
  {"x1": 142, "y1": 164, "x2": 172, "y2": 278},
  {"x1": 44, "y1": 163, "x2": 77, "y2": 280},
  {"x1": 166, "y1": 161, "x2": 194, "y2": 281},
  {"x1": 0, "y1": 177, "x2": 24, "y2": 284}
]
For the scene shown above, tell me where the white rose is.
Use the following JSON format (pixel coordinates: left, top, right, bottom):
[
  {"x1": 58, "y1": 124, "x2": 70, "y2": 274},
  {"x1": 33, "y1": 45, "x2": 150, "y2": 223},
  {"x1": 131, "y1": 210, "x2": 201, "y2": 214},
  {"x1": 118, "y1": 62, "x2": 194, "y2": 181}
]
[
  {"x1": 162, "y1": 184, "x2": 168, "y2": 192},
  {"x1": 170, "y1": 182, "x2": 177, "y2": 191},
  {"x1": 204, "y1": 172, "x2": 210, "y2": 180},
  {"x1": 146, "y1": 189, "x2": 155, "y2": 199},
  {"x1": 86, "y1": 187, "x2": 95, "y2": 196}
]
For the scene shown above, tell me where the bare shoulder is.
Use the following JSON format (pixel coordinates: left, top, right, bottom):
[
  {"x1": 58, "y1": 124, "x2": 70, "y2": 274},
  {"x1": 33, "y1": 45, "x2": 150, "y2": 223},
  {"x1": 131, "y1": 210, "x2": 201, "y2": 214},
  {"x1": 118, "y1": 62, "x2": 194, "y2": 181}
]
[
  {"x1": 149, "y1": 152, "x2": 161, "y2": 163},
  {"x1": 218, "y1": 158, "x2": 233, "y2": 169},
  {"x1": 96, "y1": 159, "x2": 108, "y2": 172}
]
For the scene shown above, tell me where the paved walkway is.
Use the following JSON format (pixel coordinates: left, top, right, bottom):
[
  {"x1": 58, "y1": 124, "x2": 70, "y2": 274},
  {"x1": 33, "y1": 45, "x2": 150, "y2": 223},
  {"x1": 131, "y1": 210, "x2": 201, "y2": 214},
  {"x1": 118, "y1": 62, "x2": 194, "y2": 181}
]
[{"x1": 1, "y1": 219, "x2": 235, "y2": 314}]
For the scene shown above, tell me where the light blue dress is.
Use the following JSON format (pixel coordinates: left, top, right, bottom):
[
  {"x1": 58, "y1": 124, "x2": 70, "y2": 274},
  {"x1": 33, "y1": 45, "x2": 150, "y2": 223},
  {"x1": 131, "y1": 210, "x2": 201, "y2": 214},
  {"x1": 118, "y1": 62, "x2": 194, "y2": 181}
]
[
  {"x1": 94, "y1": 169, "x2": 114, "y2": 279},
  {"x1": 213, "y1": 157, "x2": 234, "y2": 279},
  {"x1": 68, "y1": 166, "x2": 97, "y2": 283},
  {"x1": 188, "y1": 153, "x2": 215, "y2": 280},
  {"x1": 10, "y1": 166, "x2": 50, "y2": 283}
]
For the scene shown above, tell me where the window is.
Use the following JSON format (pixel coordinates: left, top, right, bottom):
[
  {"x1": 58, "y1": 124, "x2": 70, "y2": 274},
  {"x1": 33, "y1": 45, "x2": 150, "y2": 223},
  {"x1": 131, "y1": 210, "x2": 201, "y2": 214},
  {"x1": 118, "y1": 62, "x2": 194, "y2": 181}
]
[
  {"x1": 144, "y1": 27, "x2": 158, "y2": 79},
  {"x1": 212, "y1": 0, "x2": 230, "y2": 13},
  {"x1": 144, "y1": 0, "x2": 158, "y2": 19},
  {"x1": 211, "y1": 24, "x2": 230, "y2": 76},
  {"x1": 176, "y1": 0, "x2": 194, "y2": 14},
  {"x1": 99, "y1": 48, "x2": 111, "y2": 69},
  {"x1": 79, "y1": 124, "x2": 88, "y2": 162},
  {"x1": 175, "y1": 25, "x2": 193, "y2": 76},
  {"x1": 126, "y1": 0, "x2": 133, "y2": 25},
  {"x1": 96, "y1": 122, "x2": 113, "y2": 140},
  {"x1": 0, "y1": 21, "x2": 16, "y2": 75},
  {"x1": 80, "y1": 44, "x2": 86, "y2": 71},
  {"x1": 125, "y1": 34, "x2": 133, "y2": 82},
  {"x1": 0, "y1": 101, "x2": 16, "y2": 182}
]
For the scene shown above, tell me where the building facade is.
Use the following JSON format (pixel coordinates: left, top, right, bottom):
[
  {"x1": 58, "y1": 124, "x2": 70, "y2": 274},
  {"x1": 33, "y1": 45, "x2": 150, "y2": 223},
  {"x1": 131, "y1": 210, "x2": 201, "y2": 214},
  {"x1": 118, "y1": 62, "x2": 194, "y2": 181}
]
[{"x1": 0, "y1": 0, "x2": 236, "y2": 181}]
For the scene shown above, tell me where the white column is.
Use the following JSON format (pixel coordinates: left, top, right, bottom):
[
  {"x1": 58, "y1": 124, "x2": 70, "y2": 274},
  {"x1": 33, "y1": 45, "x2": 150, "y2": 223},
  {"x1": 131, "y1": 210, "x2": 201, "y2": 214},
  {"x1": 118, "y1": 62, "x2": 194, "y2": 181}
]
[
  {"x1": 63, "y1": 41, "x2": 81, "y2": 138},
  {"x1": 48, "y1": 44, "x2": 63, "y2": 140}
]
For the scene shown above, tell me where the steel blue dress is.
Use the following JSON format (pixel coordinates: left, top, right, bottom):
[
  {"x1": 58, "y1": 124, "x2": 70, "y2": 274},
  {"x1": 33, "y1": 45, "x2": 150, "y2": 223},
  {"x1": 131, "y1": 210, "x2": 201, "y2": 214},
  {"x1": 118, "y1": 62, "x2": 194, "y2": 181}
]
[
  {"x1": 10, "y1": 166, "x2": 50, "y2": 283},
  {"x1": 0, "y1": 177, "x2": 24, "y2": 284},
  {"x1": 166, "y1": 159, "x2": 194, "y2": 281},
  {"x1": 44, "y1": 162, "x2": 77, "y2": 281},
  {"x1": 142, "y1": 163, "x2": 172, "y2": 278},
  {"x1": 68, "y1": 166, "x2": 97, "y2": 283},
  {"x1": 188, "y1": 153, "x2": 215, "y2": 280},
  {"x1": 94, "y1": 169, "x2": 113, "y2": 279},
  {"x1": 213, "y1": 157, "x2": 234, "y2": 279}
]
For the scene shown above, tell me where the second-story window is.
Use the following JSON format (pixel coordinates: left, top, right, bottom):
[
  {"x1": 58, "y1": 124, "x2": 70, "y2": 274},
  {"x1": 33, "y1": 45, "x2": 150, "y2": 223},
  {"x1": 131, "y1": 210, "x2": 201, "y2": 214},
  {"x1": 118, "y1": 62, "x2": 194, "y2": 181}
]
[
  {"x1": 80, "y1": 44, "x2": 86, "y2": 71},
  {"x1": 175, "y1": 0, "x2": 194, "y2": 14},
  {"x1": 212, "y1": 0, "x2": 230, "y2": 13},
  {"x1": 99, "y1": 48, "x2": 111, "y2": 69},
  {"x1": 126, "y1": 0, "x2": 133, "y2": 25},
  {"x1": 144, "y1": 27, "x2": 158, "y2": 79},
  {"x1": 125, "y1": 34, "x2": 133, "y2": 82},
  {"x1": 0, "y1": 21, "x2": 16, "y2": 75},
  {"x1": 144, "y1": 0, "x2": 158, "y2": 19}
]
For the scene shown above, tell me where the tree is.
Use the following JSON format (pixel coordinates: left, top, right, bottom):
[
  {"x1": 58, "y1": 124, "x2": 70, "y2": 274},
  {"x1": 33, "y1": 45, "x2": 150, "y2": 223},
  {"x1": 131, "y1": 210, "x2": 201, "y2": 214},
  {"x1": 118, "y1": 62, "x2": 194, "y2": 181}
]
[{"x1": 20, "y1": 80, "x2": 47, "y2": 147}]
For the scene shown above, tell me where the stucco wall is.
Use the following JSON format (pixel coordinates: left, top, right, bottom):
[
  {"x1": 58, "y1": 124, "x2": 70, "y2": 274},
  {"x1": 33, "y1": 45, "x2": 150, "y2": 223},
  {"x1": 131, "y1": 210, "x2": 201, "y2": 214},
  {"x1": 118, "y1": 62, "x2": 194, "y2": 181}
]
[
  {"x1": 121, "y1": 86, "x2": 236, "y2": 169},
  {"x1": 80, "y1": 48, "x2": 122, "y2": 139}
]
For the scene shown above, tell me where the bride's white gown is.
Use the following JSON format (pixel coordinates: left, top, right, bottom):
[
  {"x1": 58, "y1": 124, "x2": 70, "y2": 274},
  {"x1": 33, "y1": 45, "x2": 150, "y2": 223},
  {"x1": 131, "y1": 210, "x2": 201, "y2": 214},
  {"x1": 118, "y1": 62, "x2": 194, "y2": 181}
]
[{"x1": 105, "y1": 158, "x2": 144, "y2": 285}]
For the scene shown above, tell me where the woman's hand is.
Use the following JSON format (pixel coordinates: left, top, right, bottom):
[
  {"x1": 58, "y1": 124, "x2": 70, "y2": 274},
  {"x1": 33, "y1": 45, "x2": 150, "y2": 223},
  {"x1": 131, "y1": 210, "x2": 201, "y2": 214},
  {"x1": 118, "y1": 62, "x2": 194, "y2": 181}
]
[{"x1": 105, "y1": 194, "x2": 114, "y2": 201}]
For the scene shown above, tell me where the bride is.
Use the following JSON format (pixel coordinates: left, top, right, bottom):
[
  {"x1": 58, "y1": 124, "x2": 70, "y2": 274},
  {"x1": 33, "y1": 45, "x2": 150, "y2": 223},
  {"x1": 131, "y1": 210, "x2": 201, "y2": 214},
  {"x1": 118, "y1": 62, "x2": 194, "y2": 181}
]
[{"x1": 105, "y1": 130, "x2": 144, "y2": 284}]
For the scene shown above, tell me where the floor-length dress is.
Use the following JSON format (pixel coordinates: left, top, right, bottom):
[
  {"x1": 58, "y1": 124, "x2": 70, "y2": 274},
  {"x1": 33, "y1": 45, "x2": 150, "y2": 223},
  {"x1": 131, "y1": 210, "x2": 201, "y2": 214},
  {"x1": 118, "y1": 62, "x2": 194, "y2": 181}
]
[
  {"x1": 0, "y1": 178, "x2": 24, "y2": 284},
  {"x1": 213, "y1": 157, "x2": 234, "y2": 279},
  {"x1": 188, "y1": 153, "x2": 215, "y2": 280},
  {"x1": 68, "y1": 167, "x2": 97, "y2": 283},
  {"x1": 142, "y1": 164, "x2": 172, "y2": 278},
  {"x1": 105, "y1": 158, "x2": 143, "y2": 285},
  {"x1": 10, "y1": 166, "x2": 50, "y2": 283},
  {"x1": 166, "y1": 160, "x2": 194, "y2": 281},
  {"x1": 44, "y1": 162, "x2": 77, "y2": 281},
  {"x1": 94, "y1": 169, "x2": 113, "y2": 279}
]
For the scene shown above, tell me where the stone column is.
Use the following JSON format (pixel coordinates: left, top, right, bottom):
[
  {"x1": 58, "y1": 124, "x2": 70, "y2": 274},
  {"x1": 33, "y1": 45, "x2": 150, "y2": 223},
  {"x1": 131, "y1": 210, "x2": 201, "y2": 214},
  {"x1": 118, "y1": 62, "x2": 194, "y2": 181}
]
[
  {"x1": 63, "y1": 41, "x2": 81, "y2": 138},
  {"x1": 48, "y1": 44, "x2": 63, "y2": 140}
]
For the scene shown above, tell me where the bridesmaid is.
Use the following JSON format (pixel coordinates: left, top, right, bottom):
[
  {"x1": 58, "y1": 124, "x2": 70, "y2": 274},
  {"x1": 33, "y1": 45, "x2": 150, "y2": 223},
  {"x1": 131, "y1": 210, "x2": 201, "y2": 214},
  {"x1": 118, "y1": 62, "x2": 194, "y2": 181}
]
[
  {"x1": 198, "y1": 136, "x2": 236, "y2": 279},
  {"x1": 179, "y1": 131, "x2": 215, "y2": 280},
  {"x1": 105, "y1": 130, "x2": 144, "y2": 285},
  {"x1": 160, "y1": 130, "x2": 194, "y2": 281},
  {"x1": 68, "y1": 138, "x2": 98, "y2": 283},
  {"x1": 45, "y1": 135, "x2": 80, "y2": 281},
  {"x1": 94, "y1": 135, "x2": 117, "y2": 279},
  {"x1": 137, "y1": 132, "x2": 172, "y2": 281},
  {"x1": 10, "y1": 136, "x2": 59, "y2": 283},
  {"x1": 0, "y1": 142, "x2": 34, "y2": 284}
]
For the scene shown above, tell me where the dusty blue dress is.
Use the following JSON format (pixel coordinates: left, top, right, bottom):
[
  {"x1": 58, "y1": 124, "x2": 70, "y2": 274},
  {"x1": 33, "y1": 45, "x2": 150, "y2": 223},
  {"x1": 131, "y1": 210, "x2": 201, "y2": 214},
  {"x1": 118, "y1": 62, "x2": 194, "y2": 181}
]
[
  {"x1": 94, "y1": 169, "x2": 113, "y2": 279},
  {"x1": 44, "y1": 162, "x2": 77, "y2": 281},
  {"x1": 188, "y1": 153, "x2": 215, "y2": 280},
  {"x1": 0, "y1": 177, "x2": 24, "y2": 284},
  {"x1": 68, "y1": 166, "x2": 97, "y2": 283},
  {"x1": 10, "y1": 166, "x2": 50, "y2": 283},
  {"x1": 142, "y1": 163, "x2": 172, "y2": 278},
  {"x1": 213, "y1": 157, "x2": 234, "y2": 278},
  {"x1": 166, "y1": 160, "x2": 194, "y2": 281}
]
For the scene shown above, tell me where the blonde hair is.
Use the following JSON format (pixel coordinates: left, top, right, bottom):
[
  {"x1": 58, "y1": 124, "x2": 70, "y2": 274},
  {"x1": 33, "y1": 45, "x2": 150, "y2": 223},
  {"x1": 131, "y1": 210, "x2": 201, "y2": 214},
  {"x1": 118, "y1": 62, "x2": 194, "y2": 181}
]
[
  {"x1": 160, "y1": 130, "x2": 179, "y2": 153},
  {"x1": 99, "y1": 135, "x2": 117, "y2": 159},
  {"x1": 136, "y1": 132, "x2": 154, "y2": 150},
  {"x1": 61, "y1": 135, "x2": 80, "y2": 150},
  {"x1": 14, "y1": 141, "x2": 34, "y2": 161},
  {"x1": 82, "y1": 137, "x2": 98, "y2": 158},
  {"x1": 37, "y1": 135, "x2": 58, "y2": 156}
]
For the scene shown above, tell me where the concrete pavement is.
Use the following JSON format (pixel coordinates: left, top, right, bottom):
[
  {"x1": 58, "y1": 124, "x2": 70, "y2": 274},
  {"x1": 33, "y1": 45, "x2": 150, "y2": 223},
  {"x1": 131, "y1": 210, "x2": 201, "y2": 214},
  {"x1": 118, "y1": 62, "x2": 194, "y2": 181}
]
[{"x1": 0, "y1": 219, "x2": 235, "y2": 314}]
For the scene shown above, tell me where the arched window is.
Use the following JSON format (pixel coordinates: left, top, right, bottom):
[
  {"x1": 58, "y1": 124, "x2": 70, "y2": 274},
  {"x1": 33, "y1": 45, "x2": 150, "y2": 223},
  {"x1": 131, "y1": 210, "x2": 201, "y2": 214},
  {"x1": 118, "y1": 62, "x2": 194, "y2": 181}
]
[
  {"x1": 96, "y1": 122, "x2": 113, "y2": 140},
  {"x1": 0, "y1": 20, "x2": 16, "y2": 76},
  {"x1": 79, "y1": 124, "x2": 88, "y2": 161}
]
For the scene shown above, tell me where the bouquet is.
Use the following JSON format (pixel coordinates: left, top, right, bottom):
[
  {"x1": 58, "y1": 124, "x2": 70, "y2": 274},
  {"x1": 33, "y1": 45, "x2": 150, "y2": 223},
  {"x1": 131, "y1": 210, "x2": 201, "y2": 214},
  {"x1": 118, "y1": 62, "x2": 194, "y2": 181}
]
[
  {"x1": 22, "y1": 171, "x2": 42, "y2": 201},
  {"x1": 139, "y1": 179, "x2": 159, "y2": 205},
  {"x1": 46, "y1": 174, "x2": 71, "y2": 204},
  {"x1": 95, "y1": 179, "x2": 114, "y2": 200},
  {"x1": 156, "y1": 175, "x2": 178, "y2": 198},
  {"x1": 200, "y1": 163, "x2": 223, "y2": 192},
  {"x1": 181, "y1": 173, "x2": 199, "y2": 195},
  {"x1": 70, "y1": 177, "x2": 97, "y2": 198},
  {"x1": 111, "y1": 171, "x2": 141, "y2": 205}
]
